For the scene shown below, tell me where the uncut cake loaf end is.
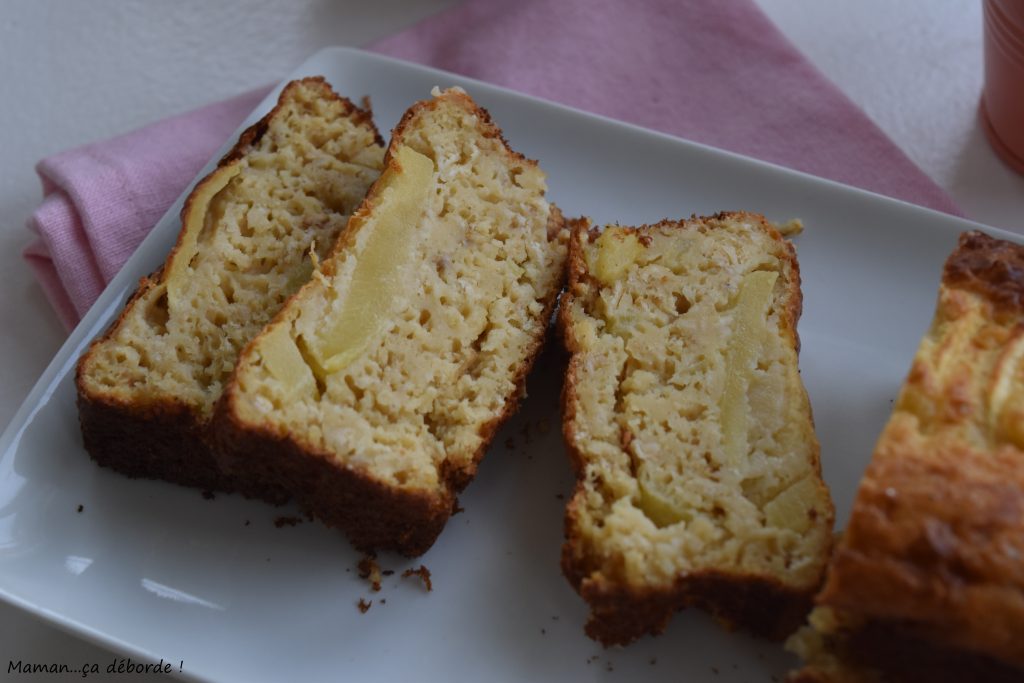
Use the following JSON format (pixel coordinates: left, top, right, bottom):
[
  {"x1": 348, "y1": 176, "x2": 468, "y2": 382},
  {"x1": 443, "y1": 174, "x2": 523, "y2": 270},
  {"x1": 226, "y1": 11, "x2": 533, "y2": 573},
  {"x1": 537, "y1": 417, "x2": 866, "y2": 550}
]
[
  {"x1": 76, "y1": 78, "x2": 384, "y2": 498},
  {"x1": 560, "y1": 213, "x2": 834, "y2": 646},
  {"x1": 787, "y1": 231, "x2": 1024, "y2": 683},
  {"x1": 214, "y1": 87, "x2": 571, "y2": 556}
]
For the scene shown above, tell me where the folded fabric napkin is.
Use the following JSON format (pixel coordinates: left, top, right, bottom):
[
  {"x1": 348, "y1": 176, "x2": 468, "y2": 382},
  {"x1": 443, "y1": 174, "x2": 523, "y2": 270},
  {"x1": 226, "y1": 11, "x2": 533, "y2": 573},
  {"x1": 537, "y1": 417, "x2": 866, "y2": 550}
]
[
  {"x1": 25, "y1": 0, "x2": 961, "y2": 330},
  {"x1": 24, "y1": 87, "x2": 272, "y2": 329}
]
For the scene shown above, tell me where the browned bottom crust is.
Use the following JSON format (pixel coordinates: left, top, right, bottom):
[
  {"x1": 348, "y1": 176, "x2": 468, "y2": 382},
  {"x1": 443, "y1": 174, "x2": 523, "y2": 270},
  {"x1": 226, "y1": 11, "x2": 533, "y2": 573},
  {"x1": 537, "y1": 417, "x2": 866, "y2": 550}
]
[
  {"x1": 563, "y1": 550, "x2": 814, "y2": 646},
  {"x1": 213, "y1": 411, "x2": 453, "y2": 555},
  {"x1": 788, "y1": 619, "x2": 1024, "y2": 683},
  {"x1": 77, "y1": 393, "x2": 231, "y2": 494},
  {"x1": 77, "y1": 392, "x2": 290, "y2": 502}
]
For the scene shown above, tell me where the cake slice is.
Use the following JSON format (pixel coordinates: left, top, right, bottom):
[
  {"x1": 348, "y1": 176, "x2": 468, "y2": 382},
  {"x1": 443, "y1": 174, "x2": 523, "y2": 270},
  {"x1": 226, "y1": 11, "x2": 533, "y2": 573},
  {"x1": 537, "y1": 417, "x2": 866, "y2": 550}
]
[
  {"x1": 76, "y1": 78, "x2": 385, "y2": 498},
  {"x1": 787, "y1": 231, "x2": 1024, "y2": 683},
  {"x1": 560, "y1": 213, "x2": 834, "y2": 646},
  {"x1": 214, "y1": 88, "x2": 570, "y2": 556}
]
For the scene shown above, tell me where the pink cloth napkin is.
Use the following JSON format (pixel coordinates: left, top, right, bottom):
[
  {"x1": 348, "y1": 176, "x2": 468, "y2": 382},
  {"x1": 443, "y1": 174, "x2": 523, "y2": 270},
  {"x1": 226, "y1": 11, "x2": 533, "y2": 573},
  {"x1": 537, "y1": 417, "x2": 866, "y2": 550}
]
[
  {"x1": 24, "y1": 87, "x2": 272, "y2": 329},
  {"x1": 25, "y1": 0, "x2": 961, "y2": 330}
]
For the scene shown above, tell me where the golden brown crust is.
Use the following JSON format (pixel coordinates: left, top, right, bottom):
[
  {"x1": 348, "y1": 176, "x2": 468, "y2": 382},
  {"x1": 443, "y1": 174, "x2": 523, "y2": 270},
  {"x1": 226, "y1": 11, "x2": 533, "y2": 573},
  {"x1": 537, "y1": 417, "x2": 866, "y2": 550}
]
[
  {"x1": 560, "y1": 213, "x2": 829, "y2": 646},
  {"x1": 818, "y1": 442, "x2": 1024, "y2": 659},
  {"x1": 213, "y1": 90, "x2": 569, "y2": 555},
  {"x1": 943, "y1": 230, "x2": 1024, "y2": 313},
  {"x1": 803, "y1": 230, "x2": 1024, "y2": 680},
  {"x1": 75, "y1": 78, "x2": 379, "y2": 499}
]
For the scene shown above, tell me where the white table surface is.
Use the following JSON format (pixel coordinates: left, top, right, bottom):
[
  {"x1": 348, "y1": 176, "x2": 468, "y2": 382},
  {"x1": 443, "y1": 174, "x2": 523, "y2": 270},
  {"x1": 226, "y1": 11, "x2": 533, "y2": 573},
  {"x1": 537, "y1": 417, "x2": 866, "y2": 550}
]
[{"x1": 0, "y1": 0, "x2": 1021, "y2": 679}]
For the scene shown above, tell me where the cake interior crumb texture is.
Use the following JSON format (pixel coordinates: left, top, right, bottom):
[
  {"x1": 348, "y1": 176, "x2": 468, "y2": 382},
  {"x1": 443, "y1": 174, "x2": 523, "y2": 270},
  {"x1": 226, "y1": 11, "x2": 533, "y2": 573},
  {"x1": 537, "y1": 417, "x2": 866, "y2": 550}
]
[
  {"x1": 561, "y1": 213, "x2": 833, "y2": 645},
  {"x1": 223, "y1": 88, "x2": 568, "y2": 524},
  {"x1": 79, "y1": 79, "x2": 384, "y2": 421}
]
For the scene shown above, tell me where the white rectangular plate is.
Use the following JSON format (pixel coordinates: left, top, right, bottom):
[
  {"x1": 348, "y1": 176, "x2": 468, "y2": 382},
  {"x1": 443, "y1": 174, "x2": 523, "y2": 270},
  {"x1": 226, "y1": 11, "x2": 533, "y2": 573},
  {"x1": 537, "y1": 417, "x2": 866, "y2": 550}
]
[{"x1": 0, "y1": 47, "x2": 1009, "y2": 682}]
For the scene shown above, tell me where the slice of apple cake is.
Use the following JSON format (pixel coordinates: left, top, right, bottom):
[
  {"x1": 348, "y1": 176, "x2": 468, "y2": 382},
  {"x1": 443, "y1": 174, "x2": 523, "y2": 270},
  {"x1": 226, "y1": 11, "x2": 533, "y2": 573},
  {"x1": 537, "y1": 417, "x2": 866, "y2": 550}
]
[
  {"x1": 214, "y1": 88, "x2": 570, "y2": 556},
  {"x1": 560, "y1": 213, "x2": 834, "y2": 646},
  {"x1": 76, "y1": 77, "x2": 384, "y2": 497}
]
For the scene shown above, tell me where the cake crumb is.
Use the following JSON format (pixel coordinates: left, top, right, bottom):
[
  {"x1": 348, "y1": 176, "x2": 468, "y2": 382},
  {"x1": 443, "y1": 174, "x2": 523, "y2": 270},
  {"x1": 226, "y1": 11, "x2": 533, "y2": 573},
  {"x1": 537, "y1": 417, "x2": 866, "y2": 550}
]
[
  {"x1": 201, "y1": 490, "x2": 215, "y2": 500},
  {"x1": 772, "y1": 218, "x2": 803, "y2": 236},
  {"x1": 358, "y1": 554, "x2": 382, "y2": 592},
  {"x1": 382, "y1": 569, "x2": 395, "y2": 576},
  {"x1": 357, "y1": 598, "x2": 372, "y2": 614},
  {"x1": 649, "y1": 658, "x2": 657, "y2": 666},
  {"x1": 380, "y1": 598, "x2": 386, "y2": 604},
  {"x1": 402, "y1": 565, "x2": 433, "y2": 591},
  {"x1": 452, "y1": 500, "x2": 465, "y2": 516},
  {"x1": 555, "y1": 493, "x2": 564, "y2": 500},
  {"x1": 711, "y1": 666, "x2": 719, "y2": 675},
  {"x1": 505, "y1": 436, "x2": 515, "y2": 450},
  {"x1": 541, "y1": 628, "x2": 546, "y2": 635},
  {"x1": 274, "y1": 516, "x2": 302, "y2": 528},
  {"x1": 76, "y1": 504, "x2": 84, "y2": 513},
  {"x1": 244, "y1": 520, "x2": 251, "y2": 527}
]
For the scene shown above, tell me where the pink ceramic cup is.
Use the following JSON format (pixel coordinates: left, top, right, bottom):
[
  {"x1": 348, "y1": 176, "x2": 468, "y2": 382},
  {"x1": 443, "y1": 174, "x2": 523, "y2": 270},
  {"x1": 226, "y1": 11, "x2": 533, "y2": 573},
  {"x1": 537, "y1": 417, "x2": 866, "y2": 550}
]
[{"x1": 981, "y1": 0, "x2": 1024, "y2": 174}]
